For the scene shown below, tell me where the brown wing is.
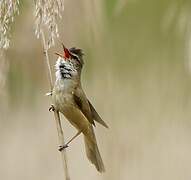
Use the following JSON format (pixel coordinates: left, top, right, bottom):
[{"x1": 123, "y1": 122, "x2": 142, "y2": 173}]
[
  {"x1": 73, "y1": 88, "x2": 95, "y2": 126},
  {"x1": 88, "y1": 100, "x2": 109, "y2": 128}
]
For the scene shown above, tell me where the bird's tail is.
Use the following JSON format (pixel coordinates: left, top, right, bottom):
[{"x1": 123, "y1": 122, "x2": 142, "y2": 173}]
[{"x1": 84, "y1": 127, "x2": 105, "y2": 173}]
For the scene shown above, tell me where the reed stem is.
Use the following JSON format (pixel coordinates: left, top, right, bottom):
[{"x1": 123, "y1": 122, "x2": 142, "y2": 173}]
[{"x1": 41, "y1": 30, "x2": 70, "y2": 180}]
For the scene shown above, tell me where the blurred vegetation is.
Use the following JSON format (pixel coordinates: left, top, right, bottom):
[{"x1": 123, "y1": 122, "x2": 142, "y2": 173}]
[
  {"x1": 3, "y1": 0, "x2": 191, "y2": 106},
  {"x1": 1, "y1": 0, "x2": 191, "y2": 180}
]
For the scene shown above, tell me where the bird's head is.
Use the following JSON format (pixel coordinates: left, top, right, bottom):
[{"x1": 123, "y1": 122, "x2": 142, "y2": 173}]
[
  {"x1": 55, "y1": 44, "x2": 84, "y2": 80},
  {"x1": 55, "y1": 44, "x2": 84, "y2": 69}
]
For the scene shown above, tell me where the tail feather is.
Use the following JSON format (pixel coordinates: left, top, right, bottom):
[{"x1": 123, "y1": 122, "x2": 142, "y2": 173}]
[{"x1": 84, "y1": 128, "x2": 105, "y2": 173}]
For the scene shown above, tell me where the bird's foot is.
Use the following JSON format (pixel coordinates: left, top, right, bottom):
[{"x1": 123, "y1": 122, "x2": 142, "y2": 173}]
[
  {"x1": 49, "y1": 104, "x2": 55, "y2": 112},
  {"x1": 58, "y1": 144, "x2": 69, "y2": 151}
]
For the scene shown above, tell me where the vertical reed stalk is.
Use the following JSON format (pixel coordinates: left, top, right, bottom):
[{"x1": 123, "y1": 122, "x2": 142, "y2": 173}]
[{"x1": 41, "y1": 31, "x2": 70, "y2": 180}]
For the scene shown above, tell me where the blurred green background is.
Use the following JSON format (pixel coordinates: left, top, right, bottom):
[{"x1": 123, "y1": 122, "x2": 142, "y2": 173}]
[{"x1": 1, "y1": 0, "x2": 191, "y2": 179}]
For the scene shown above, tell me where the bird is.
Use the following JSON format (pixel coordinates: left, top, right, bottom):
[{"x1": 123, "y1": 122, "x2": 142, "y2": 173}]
[{"x1": 51, "y1": 44, "x2": 108, "y2": 173}]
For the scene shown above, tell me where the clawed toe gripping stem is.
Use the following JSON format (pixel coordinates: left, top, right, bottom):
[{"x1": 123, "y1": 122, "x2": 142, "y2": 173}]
[
  {"x1": 58, "y1": 144, "x2": 69, "y2": 151},
  {"x1": 49, "y1": 104, "x2": 55, "y2": 112},
  {"x1": 58, "y1": 131, "x2": 82, "y2": 152}
]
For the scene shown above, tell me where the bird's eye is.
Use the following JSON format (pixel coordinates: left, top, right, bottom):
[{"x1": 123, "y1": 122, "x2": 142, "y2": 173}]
[{"x1": 72, "y1": 56, "x2": 81, "y2": 64}]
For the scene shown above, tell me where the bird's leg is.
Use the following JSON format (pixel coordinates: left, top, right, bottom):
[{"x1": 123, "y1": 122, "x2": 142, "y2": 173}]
[{"x1": 58, "y1": 131, "x2": 82, "y2": 151}]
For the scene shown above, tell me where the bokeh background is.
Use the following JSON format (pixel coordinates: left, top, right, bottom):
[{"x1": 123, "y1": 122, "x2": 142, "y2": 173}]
[{"x1": 1, "y1": 0, "x2": 191, "y2": 179}]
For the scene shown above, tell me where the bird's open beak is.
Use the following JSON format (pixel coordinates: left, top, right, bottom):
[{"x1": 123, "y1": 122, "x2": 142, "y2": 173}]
[
  {"x1": 62, "y1": 43, "x2": 71, "y2": 59},
  {"x1": 55, "y1": 43, "x2": 71, "y2": 60},
  {"x1": 55, "y1": 52, "x2": 64, "y2": 58}
]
